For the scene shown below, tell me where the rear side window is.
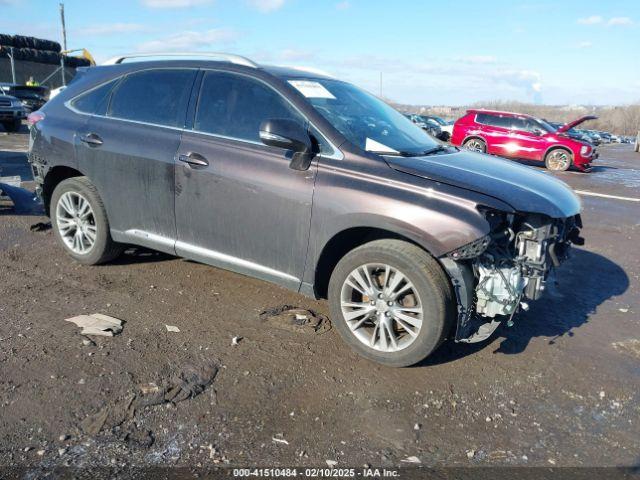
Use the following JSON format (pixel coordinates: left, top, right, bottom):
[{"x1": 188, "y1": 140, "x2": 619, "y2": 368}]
[
  {"x1": 71, "y1": 79, "x2": 118, "y2": 116},
  {"x1": 108, "y1": 69, "x2": 196, "y2": 127},
  {"x1": 194, "y1": 71, "x2": 306, "y2": 143},
  {"x1": 476, "y1": 113, "x2": 512, "y2": 128}
]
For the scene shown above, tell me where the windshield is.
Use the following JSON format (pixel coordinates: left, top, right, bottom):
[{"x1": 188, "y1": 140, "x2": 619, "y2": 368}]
[
  {"x1": 287, "y1": 78, "x2": 438, "y2": 155},
  {"x1": 534, "y1": 118, "x2": 556, "y2": 133}
]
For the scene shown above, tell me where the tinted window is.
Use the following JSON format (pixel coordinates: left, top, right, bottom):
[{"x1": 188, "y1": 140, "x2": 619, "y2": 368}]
[
  {"x1": 194, "y1": 71, "x2": 306, "y2": 142},
  {"x1": 108, "y1": 69, "x2": 196, "y2": 127},
  {"x1": 476, "y1": 113, "x2": 510, "y2": 128},
  {"x1": 71, "y1": 80, "x2": 118, "y2": 115}
]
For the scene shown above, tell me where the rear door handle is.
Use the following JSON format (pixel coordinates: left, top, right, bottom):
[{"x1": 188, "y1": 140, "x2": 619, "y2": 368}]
[
  {"x1": 80, "y1": 133, "x2": 103, "y2": 147},
  {"x1": 178, "y1": 152, "x2": 209, "y2": 168}
]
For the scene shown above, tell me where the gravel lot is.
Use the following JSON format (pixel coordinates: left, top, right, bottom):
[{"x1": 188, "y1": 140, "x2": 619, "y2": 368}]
[{"x1": 1, "y1": 127, "x2": 639, "y2": 471}]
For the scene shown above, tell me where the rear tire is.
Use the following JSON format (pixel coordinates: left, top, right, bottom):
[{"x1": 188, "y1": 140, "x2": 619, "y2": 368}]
[
  {"x1": 328, "y1": 239, "x2": 455, "y2": 367},
  {"x1": 462, "y1": 137, "x2": 486, "y2": 153},
  {"x1": 51, "y1": 177, "x2": 123, "y2": 265},
  {"x1": 544, "y1": 148, "x2": 572, "y2": 171}
]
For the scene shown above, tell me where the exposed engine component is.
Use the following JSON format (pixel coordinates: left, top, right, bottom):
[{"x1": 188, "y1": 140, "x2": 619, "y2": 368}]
[
  {"x1": 470, "y1": 212, "x2": 581, "y2": 318},
  {"x1": 475, "y1": 263, "x2": 525, "y2": 317}
]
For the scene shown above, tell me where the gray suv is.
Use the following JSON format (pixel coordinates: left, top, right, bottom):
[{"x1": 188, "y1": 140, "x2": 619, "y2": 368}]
[{"x1": 28, "y1": 53, "x2": 583, "y2": 367}]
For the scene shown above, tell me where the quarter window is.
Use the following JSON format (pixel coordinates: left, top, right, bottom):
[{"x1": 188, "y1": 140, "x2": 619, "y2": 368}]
[
  {"x1": 108, "y1": 69, "x2": 196, "y2": 127},
  {"x1": 71, "y1": 79, "x2": 118, "y2": 116},
  {"x1": 194, "y1": 71, "x2": 306, "y2": 143}
]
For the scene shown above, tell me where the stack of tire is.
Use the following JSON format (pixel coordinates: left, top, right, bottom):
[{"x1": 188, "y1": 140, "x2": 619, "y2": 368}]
[{"x1": 0, "y1": 34, "x2": 90, "y2": 68}]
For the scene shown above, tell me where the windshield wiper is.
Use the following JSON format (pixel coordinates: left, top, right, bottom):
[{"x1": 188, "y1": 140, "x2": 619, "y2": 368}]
[
  {"x1": 419, "y1": 145, "x2": 450, "y2": 156},
  {"x1": 369, "y1": 146, "x2": 453, "y2": 157}
]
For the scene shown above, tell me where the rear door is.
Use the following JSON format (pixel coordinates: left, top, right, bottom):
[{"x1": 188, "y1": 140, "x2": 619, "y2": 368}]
[
  {"x1": 475, "y1": 113, "x2": 512, "y2": 156},
  {"x1": 174, "y1": 70, "x2": 318, "y2": 289},
  {"x1": 76, "y1": 68, "x2": 197, "y2": 249}
]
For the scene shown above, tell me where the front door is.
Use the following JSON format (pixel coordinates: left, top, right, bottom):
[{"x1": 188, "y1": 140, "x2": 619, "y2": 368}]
[{"x1": 174, "y1": 70, "x2": 317, "y2": 289}]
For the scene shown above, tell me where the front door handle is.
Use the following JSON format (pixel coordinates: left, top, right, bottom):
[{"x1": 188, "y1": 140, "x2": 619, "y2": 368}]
[
  {"x1": 80, "y1": 132, "x2": 103, "y2": 147},
  {"x1": 178, "y1": 152, "x2": 209, "y2": 168}
]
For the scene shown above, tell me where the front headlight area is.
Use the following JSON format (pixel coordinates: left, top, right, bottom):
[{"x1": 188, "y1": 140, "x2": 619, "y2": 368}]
[{"x1": 444, "y1": 207, "x2": 568, "y2": 321}]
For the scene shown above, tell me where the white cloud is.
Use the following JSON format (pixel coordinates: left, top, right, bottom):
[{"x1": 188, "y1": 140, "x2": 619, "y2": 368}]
[
  {"x1": 607, "y1": 17, "x2": 633, "y2": 26},
  {"x1": 577, "y1": 41, "x2": 592, "y2": 48},
  {"x1": 279, "y1": 49, "x2": 316, "y2": 61},
  {"x1": 336, "y1": 1, "x2": 350, "y2": 10},
  {"x1": 460, "y1": 55, "x2": 498, "y2": 65},
  {"x1": 577, "y1": 15, "x2": 603, "y2": 25},
  {"x1": 246, "y1": 0, "x2": 285, "y2": 12},
  {"x1": 141, "y1": 0, "x2": 213, "y2": 8},
  {"x1": 77, "y1": 23, "x2": 152, "y2": 36},
  {"x1": 136, "y1": 28, "x2": 236, "y2": 52}
]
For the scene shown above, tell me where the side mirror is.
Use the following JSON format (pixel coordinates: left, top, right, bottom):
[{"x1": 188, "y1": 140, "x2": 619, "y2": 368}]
[
  {"x1": 259, "y1": 118, "x2": 314, "y2": 171},
  {"x1": 532, "y1": 128, "x2": 544, "y2": 136}
]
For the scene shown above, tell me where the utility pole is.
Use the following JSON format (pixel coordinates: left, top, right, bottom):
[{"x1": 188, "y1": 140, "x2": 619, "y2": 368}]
[
  {"x1": 59, "y1": 3, "x2": 67, "y2": 86},
  {"x1": 8, "y1": 47, "x2": 16, "y2": 84},
  {"x1": 59, "y1": 3, "x2": 67, "y2": 52}
]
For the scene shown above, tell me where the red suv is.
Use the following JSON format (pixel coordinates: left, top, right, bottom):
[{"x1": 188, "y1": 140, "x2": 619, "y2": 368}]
[{"x1": 451, "y1": 109, "x2": 597, "y2": 172}]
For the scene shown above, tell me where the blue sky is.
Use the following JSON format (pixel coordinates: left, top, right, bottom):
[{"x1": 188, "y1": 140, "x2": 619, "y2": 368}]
[{"x1": 1, "y1": 0, "x2": 639, "y2": 105}]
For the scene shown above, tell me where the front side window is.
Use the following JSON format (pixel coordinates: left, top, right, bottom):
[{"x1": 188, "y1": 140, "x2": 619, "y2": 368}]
[
  {"x1": 194, "y1": 71, "x2": 306, "y2": 143},
  {"x1": 287, "y1": 78, "x2": 438, "y2": 156},
  {"x1": 108, "y1": 69, "x2": 196, "y2": 127},
  {"x1": 71, "y1": 79, "x2": 118, "y2": 115}
]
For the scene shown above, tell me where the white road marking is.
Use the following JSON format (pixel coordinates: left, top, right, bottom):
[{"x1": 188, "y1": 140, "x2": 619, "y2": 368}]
[{"x1": 575, "y1": 190, "x2": 640, "y2": 202}]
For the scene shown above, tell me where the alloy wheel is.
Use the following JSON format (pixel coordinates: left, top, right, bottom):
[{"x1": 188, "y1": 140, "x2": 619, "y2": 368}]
[
  {"x1": 56, "y1": 191, "x2": 97, "y2": 255},
  {"x1": 546, "y1": 150, "x2": 570, "y2": 171},
  {"x1": 464, "y1": 139, "x2": 485, "y2": 152},
  {"x1": 340, "y1": 263, "x2": 424, "y2": 352}
]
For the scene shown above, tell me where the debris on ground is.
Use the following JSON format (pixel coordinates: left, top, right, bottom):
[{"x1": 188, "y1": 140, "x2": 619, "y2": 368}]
[
  {"x1": 401, "y1": 456, "x2": 421, "y2": 464},
  {"x1": 165, "y1": 325, "x2": 180, "y2": 333},
  {"x1": 231, "y1": 336, "x2": 242, "y2": 346},
  {"x1": 259, "y1": 305, "x2": 331, "y2": 334},
  {"x1": 79, "y1": 362, "x2": 219, "y2": 441},
  {"x1": 272, "y1": 436, "x2": 289, "y2": 445},
  {"x1": 325, "y1": 459, "x2": 337, "y2": 467},
  {"x1": 612, "y1": 339, "x2": 640, "y2": 359},
  {"x1": 65, "y1": 314, "x2": 124, "y2": 337},
  {"x1": 29, "y1": 221, "x2": 52, "y2": 232},
  {"x1": 0, "y1": 180, "x2": 43, "y2": 214}
]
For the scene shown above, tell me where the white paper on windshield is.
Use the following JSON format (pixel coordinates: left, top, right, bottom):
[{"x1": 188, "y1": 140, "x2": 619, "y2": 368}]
[
  {"x1": 288, "y1": 80, "x2": 336, "y2": 99},
  {"x1": 365, "y1": 138, "x2": 399, "y2": 154}
]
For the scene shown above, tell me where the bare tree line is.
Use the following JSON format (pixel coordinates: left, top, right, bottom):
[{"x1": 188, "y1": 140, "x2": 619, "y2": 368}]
[{"x1": 395, "y1": 100, "x2": 640, "y2": 136}]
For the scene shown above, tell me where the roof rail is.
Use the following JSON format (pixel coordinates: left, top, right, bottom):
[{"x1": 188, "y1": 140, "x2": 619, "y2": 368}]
[{"x1": 102, "y1": 52, "x2": 259, "y2": 68}]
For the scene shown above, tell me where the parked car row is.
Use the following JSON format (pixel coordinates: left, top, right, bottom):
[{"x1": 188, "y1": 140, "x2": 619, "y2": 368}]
[
  {"x1": 404, "y1": 113, "x2": 452, "y2": 141},
  {"x1": 0, "y1": 83, "x2": 49, "y2": 113},
  {"x1": 0, "y1": 92, "x2": 25, "y2": 132}
]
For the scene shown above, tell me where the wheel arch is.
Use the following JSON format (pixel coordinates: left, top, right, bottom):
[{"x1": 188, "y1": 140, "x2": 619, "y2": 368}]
[
  {"x1": 312, "y1": 226, "x2": 444, "y2": 300},
  {"x1": 544, "y1": 144, "x2": 574, "y2": 159},
  {"x1": 42, "y1": 166, "x2": 85, "y2": 215}
]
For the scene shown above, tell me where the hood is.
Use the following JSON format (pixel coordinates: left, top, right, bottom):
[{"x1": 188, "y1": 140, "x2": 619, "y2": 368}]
[
  {"x1": 386, "y1": 149, "x2": 581, "y2": 218},
  {"x1": 557, "y1": 115, "x2": 597, "y2": 133}
]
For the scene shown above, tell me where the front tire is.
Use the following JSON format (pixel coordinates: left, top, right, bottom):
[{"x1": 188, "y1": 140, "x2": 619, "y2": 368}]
[
  {"x1": 544, "y1": 148, "x2": 572, "y2": 171},
  {"x1": 328, "y1": 239, "x2": 455, "y2": 367},
  {"x1": 51, "y1": 177, "x2": 123, "y2": 265}
]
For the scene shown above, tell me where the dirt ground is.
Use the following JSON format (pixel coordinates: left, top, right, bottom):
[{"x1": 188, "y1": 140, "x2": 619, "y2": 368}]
[{"x1": 1, "y1": 126, "x2": 639, "y2": 472}]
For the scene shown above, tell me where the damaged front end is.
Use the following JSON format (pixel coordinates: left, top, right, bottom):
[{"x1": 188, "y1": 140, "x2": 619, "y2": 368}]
[{"x1": 441, "y1": 208, "x2": 584, "y2": 343}]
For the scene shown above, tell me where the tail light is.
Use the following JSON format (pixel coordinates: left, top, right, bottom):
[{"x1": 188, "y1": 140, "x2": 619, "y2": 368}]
[{"x1": 27, "y1": 111, "x2": 45, "y2": 126}]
